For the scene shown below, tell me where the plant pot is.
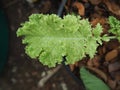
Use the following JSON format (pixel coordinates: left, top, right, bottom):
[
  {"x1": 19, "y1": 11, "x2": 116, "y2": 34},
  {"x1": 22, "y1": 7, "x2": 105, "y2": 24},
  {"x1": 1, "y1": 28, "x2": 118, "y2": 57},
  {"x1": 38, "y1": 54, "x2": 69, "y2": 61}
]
[{"x1": 0, "y1": 7, "x2": 9, "y2": 74}]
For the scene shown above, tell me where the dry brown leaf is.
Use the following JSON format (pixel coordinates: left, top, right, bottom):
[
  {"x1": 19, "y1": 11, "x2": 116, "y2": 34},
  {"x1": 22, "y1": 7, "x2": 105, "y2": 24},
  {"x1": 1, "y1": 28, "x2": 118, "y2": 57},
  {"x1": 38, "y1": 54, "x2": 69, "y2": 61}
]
[
  {"x1": 87, "y1": 66, "x2": 108, "y2": 82},
  {"x1": 105, "y1": 49, "x2": 118, "y2": 62},
  {"x1": 103, "y1": 0, "x2": 120, "y2": 16},
  {"x1": 72, "y1": 1, "x2": 85, "y2": 16}
]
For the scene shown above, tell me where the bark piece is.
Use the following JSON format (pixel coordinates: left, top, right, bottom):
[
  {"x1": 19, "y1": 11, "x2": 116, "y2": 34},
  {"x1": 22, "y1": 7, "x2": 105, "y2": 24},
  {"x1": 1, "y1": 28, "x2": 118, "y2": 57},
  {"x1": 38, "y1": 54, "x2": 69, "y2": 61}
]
[
  {"x1": 72, "y1": 1, "x2": 85, "y2": 16},
  {"x1": 105, "y1": 49, "x2": 118, "y2": 62}
]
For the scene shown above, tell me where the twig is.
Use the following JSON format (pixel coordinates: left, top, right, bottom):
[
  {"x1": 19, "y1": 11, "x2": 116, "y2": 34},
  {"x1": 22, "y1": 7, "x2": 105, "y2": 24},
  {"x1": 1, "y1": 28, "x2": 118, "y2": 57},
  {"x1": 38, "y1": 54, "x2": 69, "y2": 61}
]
[{"x1": 37, "y1": 65, "x2": 62, "y2": 87}]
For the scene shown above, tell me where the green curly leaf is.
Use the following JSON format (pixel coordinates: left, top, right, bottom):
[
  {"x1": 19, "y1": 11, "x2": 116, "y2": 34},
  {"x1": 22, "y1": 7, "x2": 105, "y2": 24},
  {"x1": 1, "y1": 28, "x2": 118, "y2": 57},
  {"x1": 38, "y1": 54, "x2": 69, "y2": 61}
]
[
  {"x1": 17, "y1": 14, "x2": 105, "y2": 67},
  {"x1": 109, "y1": 16, "x2": 120, "y2": 41}
]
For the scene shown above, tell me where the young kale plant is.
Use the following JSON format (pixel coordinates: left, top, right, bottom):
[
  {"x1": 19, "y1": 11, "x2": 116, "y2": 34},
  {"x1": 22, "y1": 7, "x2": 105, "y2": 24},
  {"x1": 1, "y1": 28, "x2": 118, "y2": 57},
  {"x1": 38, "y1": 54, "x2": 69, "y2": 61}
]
[
  {"x1": 108, "y1": 16, "x2": 120, "y2": 41},
  {"x1": 17, "y1": 14, "x2": 110, "y2": 67}
]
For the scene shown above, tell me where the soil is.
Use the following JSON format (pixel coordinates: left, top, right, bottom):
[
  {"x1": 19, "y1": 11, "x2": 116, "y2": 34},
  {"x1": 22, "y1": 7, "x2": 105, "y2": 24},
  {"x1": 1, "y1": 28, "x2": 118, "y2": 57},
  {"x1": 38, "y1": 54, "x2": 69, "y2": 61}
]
[
  {"x1": 0, "y1": 0, "x2": 120, "y2": 90},
  {"x1": 0, "y1": 0, "x2": 83, "y2": 90}
]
